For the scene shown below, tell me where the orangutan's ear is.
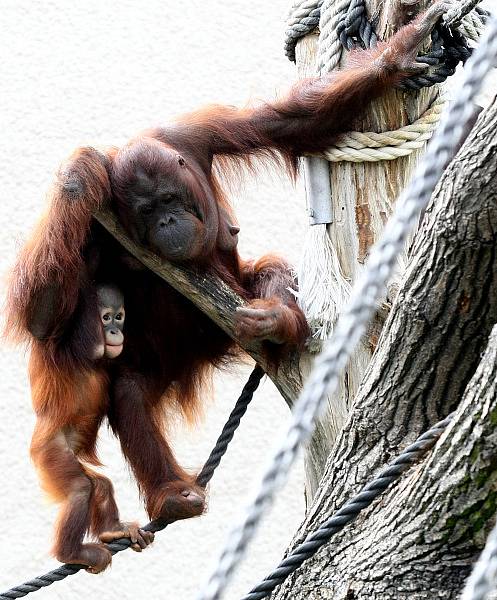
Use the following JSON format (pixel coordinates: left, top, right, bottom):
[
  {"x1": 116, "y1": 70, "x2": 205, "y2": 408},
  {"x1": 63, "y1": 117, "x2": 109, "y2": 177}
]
[{"x1": 217, "y1": 206, "x2": 240, "y2": 252}]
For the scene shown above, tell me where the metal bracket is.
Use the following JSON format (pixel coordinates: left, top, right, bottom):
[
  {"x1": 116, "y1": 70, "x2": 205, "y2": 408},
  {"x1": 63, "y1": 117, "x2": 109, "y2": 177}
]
[{"x1": 303, "y1": 156, "x2": 333, "y2": 225}]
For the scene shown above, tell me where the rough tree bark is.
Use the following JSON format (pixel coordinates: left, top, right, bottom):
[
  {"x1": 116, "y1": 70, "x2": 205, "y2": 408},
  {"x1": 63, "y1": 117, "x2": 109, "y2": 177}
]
[
  {"x1": 272, "y1": 95, "x2": 497, "y2": 599},
  {"x1": 296, "y1": 0, "x2": 440, "y2": 497}
]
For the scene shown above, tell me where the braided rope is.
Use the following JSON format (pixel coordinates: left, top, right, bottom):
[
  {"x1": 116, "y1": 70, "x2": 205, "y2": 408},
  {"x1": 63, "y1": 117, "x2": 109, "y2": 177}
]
[
  {"x1": 318, "y1": 95, "x2": 446, "y2": 162},
  {"x1": 459, "y1": 9, "x2": 489, "y2": 41},
  {"x1": 317, "y1": 0, "x2": 351, "y2": 73},
  {"x1": 461, "y1": 519, "x2": 497, "y2": 600},
  {"x1": 197, "y1": 366, "x2": 265, "y2": 488},
  {"x1": 0, "y1": 365, "x2": 265, "y2": 600},
  {"x1": 242, "y1": 413, "x2": 454, "y2": 600},
  {"x1": 337, "y1": 0, "x2": 377, "y2": 50},
  {"x1": 399, "y1": 24, "x2": 472, "y2": 91},
  {"x1": 196, "y1": 10, "x2": 497, "y2": 600},
  {"x1": 285, "y1": 0, "x2": 322, "y2": 62},
  {"x1": 446, "y1": 0, "x2": 483, "y2": 27},
  {"x1": 285, "y1": 0, "x2": 487, "y2": 70}
]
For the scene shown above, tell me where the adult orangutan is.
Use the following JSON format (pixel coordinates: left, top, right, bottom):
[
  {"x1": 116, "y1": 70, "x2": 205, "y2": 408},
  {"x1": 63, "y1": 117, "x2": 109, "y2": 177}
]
[{"x1": 5, "y1": 2, "x2": 450, "y2": 574}]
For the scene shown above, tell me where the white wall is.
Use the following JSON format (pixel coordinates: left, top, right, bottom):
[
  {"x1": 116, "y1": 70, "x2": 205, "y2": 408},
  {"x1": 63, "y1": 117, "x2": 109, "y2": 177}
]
[{"x1": 0, "y1": 2, "x2": 307, "y2": 599}]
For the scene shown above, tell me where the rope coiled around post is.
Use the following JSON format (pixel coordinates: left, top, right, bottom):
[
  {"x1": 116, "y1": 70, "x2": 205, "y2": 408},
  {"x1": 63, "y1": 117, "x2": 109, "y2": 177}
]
[
  {"x1": 312, "y1": 0, "x2": 485, "y2": 163},
  {"x1": 285, "y1": 0, "x2": 323, "y2": 62},
  {"x1": 320, "y1": 94, "x2": 446, "y2": 162},
  {"x1": 0, "y1": 365, "x2": 265, "y2": 600},
  {"x1": 242, "y1": 412, "x2": 454, "y2": 600},
  {"x1": 285, "y1": 0, "x2": 488, "y2": 74},
  {"x1": 196, "y1": 9, "x2": 497, "y2": 600}
]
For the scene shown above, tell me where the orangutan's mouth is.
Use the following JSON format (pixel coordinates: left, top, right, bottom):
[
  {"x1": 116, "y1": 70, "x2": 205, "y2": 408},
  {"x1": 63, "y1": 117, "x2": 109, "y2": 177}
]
[{"x1": 106, "y1": 343, "x2": 123, "y2": 358}]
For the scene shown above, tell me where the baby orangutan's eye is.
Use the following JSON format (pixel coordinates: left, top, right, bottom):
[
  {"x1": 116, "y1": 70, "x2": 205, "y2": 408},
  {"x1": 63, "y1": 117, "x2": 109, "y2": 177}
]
[{"x1": 140, "y1": 205, "x2": 154, "y2": 216}]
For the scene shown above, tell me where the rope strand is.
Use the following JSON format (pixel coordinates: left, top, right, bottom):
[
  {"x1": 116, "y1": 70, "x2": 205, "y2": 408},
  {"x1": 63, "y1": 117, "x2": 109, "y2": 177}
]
[
  {"x1": 242, "y1": 413, "x2": 454, "y2": 600},
  {"x1": 0, "y1": 365, "x2": 264, "y2": 600}
]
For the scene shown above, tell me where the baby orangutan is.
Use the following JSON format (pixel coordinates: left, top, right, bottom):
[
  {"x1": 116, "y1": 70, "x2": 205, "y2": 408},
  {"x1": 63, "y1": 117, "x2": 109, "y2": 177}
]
[
  {"x1": 93, "y1": 284, "x2": 125, "y2": 361},
  {"x1": 29, "y1": 283, "x2": 154, "y2": 574}
]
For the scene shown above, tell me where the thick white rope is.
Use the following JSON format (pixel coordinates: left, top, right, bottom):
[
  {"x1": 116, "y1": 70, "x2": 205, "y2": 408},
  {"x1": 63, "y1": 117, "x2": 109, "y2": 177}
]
[
  {"x1": 196, "y1": 10, "x2": 497, "y2": 600},
  {"x1": 459, "y1": 10, "x2": 488, "y2": 41},
  {"x1": 461, "y1": 520, "x2": 497, "y2": 600},
  {"x1": 320, "y1": 95, "x2": 447, "y2": 162},
  {"x1": 446, "y1": 0, "x2": 482, "y2": 27},
  {"x1": 317, "y1": 0, "x2": 351, "y2": 73},
  {"x1": 287, "y1": 0, "x2": 321, "y2": 29}
]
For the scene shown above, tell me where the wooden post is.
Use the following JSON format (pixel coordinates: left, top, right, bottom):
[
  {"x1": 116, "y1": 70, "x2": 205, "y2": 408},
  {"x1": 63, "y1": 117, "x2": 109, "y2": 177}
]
[{"x1": 296, "y1": 0, "x2": 440, "y2": 498}]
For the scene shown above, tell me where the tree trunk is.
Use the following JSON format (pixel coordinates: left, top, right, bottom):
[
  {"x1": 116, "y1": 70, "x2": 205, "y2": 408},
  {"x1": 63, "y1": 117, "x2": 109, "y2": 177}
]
[
  {"x1": 274, "y1": 95, "x2": 497, "y2": 599},
  {"x1": 296, "y1": 0, "x2": 440, "y2": 497}
]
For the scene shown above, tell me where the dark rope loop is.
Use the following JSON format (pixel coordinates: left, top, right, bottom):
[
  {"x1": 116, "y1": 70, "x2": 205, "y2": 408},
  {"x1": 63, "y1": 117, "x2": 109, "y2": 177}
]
[
  {"x1": 337, "y1": 0, "x2": 377, "y2": 50},
  {"x1": 398, "y1": 24, "x2": 472, "y2": 90},
  {"x1": 241, "y1": 412, "x2": 454, "y2": 600},
  {"x1": 335, "y1": 0, "x2": 473, "y2": 90},
  {"x1": 285, "y1": 1, "x2": 485, "y2": 92},
  {"x1": 0, "y1": 364, "x2": 265, "y2": 600}
]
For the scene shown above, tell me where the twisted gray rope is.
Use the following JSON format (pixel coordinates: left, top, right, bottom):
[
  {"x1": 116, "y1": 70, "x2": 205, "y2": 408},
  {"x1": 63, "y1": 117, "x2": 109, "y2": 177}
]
[
  {"x1": 461, "y1": 519, "x2": 497, "y2": 600},
  {"x1": 285, "y1": 0, "x2": 322, "y2": 62},
  {"x1": 196, "y1": 10, "x2": 497, "y2": 600},
  {"x1": 242, "y1": 412, "x2": 454, "y2": 600},
  {"x1": 336, "y1": 0, "x2": 377, "y2": 50},
  {"x1": 285, "y1": 0, "x2": 351, "y2": 70},
  {"x1": 461, "y1": 6, "x2": 491, "y2": 41},
  {"x1": 0, "y1": 365, "x2": 264, "y2": 600},
  {"x1": 446, "y1": 0, "x2": 483, "y2": 27},
  {"x1": 318, "y1": 0, "x2": 351, "y2": 73}
]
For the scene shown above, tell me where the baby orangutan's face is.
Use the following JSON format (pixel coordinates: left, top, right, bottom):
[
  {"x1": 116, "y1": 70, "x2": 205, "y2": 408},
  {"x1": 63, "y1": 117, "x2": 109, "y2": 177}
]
[{"x1": 94, "y1": 284, "x2": 125, "y2": 360}]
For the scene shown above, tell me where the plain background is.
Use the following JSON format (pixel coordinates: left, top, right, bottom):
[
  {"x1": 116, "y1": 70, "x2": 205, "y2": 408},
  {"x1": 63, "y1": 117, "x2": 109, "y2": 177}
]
[
  {"x1": 0, "y1": 2, "x2": 495, "y2": 600},
  {"x1": 0, "y1": 1, "x2": 307, "y2": 599}
]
